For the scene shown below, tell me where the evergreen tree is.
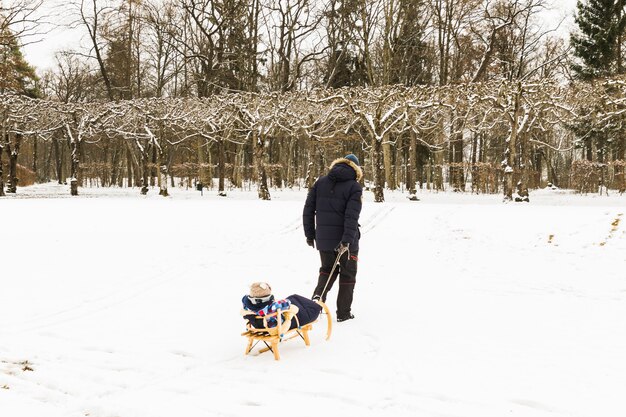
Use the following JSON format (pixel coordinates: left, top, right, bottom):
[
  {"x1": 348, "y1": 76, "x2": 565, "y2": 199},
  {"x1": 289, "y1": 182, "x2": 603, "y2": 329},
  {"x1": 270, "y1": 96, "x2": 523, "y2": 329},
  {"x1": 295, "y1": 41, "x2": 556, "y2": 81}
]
[
  {"x1": 0, "y1": 27, "x2": 39, "y2": 97},
  {"x1": 571, "y1": 0, "x2": 626, "y2": 79},
  {"x1": 104, "y1": 27, "x2": 134, "y2": 100}
]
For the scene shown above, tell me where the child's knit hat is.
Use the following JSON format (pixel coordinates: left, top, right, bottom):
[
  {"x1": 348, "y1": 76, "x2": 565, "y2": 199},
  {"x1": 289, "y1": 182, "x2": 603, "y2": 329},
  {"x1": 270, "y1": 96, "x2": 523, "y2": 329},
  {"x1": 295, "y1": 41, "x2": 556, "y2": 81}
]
[{"x1": 249, "y1": 282, "x2": 272, "y2": 298}]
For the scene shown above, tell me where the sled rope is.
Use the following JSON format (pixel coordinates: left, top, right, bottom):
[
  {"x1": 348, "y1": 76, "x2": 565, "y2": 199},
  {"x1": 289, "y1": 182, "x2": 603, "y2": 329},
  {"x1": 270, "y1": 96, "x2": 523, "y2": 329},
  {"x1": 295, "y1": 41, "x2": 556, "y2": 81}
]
[{"x1": 319, "y1": 247, "x2": 348, "y2": 301}]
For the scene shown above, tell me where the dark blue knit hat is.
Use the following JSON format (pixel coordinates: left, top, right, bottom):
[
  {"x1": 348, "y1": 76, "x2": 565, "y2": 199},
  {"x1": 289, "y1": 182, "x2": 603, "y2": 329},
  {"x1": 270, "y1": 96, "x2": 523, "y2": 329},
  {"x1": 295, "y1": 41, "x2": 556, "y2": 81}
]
[{"x1": 344, "y1": 153, "x2": 360, "y2": 166}]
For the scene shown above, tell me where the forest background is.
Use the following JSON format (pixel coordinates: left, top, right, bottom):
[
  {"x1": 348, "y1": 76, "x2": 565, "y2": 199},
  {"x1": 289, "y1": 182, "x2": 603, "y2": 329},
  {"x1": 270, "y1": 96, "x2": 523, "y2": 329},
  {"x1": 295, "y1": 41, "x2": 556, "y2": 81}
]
[{"x1": 1, "y1": 0, "x2": 624, "y2": 201}]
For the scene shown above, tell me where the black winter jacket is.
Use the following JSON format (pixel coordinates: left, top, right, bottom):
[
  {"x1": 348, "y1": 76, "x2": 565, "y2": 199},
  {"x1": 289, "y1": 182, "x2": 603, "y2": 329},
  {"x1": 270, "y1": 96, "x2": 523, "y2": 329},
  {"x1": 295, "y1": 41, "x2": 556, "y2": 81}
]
[{"x1": 303, "y1": 158, "x2": 363, "y2": 252}]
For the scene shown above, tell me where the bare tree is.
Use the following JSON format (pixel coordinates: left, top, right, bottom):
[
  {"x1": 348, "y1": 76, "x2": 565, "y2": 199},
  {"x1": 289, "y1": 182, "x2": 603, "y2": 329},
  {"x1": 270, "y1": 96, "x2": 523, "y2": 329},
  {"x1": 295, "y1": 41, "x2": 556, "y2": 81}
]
[
  {"x1": 70, "y1": 0, "x2": 116, "y2": 100},
  {"x1": 263, "y1": 0, "x2": 325, "y2": 92},
  {"x1": 142, "y1": 0, "x2": 180, "y2": 97},
  {"x1": 175, "y1": 0, "x2": 261, "y2": 96},
  {"x1": 45, "y1": 51, "x2": 94, "y2": 102},
  {"x1": 378, "y1": 0, "x2": 433, "y2": 86},
  {"x1": 0, "y1": 0, "x2": 46, "y2": 47}
]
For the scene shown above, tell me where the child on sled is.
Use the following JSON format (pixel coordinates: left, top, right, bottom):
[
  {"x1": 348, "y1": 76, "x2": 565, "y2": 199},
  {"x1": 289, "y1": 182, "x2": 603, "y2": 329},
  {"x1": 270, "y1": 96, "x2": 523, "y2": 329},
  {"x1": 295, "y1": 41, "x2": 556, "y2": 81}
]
[{"x1": 241, "y1": 282, "x2": 322, "y2": 330}]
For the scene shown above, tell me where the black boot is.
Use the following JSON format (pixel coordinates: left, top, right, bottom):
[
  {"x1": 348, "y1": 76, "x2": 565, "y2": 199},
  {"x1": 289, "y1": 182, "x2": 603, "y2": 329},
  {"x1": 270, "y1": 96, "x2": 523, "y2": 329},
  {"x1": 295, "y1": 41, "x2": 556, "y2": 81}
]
[{"x1": 337, "y1": 313, "x2": 355, "y2": 322}]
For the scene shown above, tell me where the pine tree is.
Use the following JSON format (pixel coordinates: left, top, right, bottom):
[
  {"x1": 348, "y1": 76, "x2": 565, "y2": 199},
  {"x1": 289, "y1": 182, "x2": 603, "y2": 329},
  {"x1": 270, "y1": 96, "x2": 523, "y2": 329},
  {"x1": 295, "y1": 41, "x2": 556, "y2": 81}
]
[
  {"x1": 571, "y1": 0, "x2": 626, "y2": 79},
  {"x1": 0, "y1": 27, "x2": 40, "y2": 97}
]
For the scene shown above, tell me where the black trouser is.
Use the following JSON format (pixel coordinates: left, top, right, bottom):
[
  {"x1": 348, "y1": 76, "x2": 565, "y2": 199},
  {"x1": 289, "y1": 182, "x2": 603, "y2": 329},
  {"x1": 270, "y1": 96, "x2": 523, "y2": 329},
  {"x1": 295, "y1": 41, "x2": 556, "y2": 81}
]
[{"x1": 313, "y1": 250, "x2": 358, "y2": 319}]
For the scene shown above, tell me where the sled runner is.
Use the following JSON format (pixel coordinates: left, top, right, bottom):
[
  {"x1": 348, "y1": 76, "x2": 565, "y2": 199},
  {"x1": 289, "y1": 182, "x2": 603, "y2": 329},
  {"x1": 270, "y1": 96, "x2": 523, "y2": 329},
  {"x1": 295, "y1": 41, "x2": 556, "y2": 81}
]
[{"x1": 241, "y1": 300, "x2": 332, "y2": 361}]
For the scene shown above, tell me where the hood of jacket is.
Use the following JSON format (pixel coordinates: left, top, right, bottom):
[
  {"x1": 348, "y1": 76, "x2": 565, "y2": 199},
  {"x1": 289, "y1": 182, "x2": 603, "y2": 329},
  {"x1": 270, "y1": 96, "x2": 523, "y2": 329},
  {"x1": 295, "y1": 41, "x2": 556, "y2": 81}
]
[{"x1": 328, "y1": 157, "x2": 363, "y2": 182}]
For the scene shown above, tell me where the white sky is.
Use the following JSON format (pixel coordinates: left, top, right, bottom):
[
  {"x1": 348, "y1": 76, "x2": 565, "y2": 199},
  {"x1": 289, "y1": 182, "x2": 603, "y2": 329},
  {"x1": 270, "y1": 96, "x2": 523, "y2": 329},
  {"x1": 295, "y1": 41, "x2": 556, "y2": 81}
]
[{"x1": 20, "y1": 0, "x2": 579, "y2": 73}]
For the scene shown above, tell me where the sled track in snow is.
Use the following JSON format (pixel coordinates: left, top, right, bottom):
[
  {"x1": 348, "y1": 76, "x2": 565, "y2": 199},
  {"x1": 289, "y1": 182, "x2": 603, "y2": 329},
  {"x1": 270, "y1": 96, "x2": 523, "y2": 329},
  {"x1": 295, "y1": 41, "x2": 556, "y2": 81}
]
[
  {"x1": 0, "y1": 263, "x2": 192, "y2": 335},
  {"x1": 360, "y1": 205, "x2": 395, "y2": 234},
  {"x1": 277, "y1": 216, "x2": 302, "y2": 235},
  {"x1": 276, "y1": 205, "x2": 396, "y2": 237}
]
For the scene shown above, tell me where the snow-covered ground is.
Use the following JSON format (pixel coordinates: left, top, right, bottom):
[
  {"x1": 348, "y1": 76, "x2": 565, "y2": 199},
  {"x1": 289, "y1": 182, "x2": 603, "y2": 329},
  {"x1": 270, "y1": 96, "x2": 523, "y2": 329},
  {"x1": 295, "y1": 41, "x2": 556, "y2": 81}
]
[{"x1": 1, "y1": 183, "x2": 625, "y2": 417}]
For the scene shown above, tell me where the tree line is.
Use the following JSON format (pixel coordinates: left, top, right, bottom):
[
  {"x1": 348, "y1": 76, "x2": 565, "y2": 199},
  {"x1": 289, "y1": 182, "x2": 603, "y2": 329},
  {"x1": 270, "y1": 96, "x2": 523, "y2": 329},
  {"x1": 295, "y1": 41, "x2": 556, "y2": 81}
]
[{"x1": 1, "y1": 79, "x2": 625, "y2": 201}]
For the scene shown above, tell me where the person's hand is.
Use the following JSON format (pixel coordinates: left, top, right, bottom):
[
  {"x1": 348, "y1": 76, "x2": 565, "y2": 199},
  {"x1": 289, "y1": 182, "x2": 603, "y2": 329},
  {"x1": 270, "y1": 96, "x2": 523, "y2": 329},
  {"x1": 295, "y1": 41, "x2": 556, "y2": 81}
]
[
  {"x1": 306, "y1": 239, "x2": 315, "y2": 248},
  {"x1": 335, "y1": 242, "x2": 349, "y2": 254}
]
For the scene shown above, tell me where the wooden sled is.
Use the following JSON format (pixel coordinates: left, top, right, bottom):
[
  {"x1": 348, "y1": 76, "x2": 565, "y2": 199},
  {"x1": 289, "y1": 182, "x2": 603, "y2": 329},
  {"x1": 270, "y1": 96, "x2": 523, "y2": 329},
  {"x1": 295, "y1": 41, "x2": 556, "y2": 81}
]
[{"x1": 241, "y1": 300, "x2": 332, "y2": 361}]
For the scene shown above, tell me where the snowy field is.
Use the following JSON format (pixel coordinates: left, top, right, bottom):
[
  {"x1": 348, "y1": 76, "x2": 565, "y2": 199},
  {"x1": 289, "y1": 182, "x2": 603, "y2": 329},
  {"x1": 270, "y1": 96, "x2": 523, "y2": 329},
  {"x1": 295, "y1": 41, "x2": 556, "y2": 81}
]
[{"x1": 1, "y1": 183, "x2": 625, "y2": 417}]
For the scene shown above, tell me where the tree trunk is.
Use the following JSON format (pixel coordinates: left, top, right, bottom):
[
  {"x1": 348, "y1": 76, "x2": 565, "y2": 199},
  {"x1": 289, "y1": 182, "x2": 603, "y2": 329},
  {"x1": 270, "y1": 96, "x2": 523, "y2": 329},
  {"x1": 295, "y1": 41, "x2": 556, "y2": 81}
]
[
  {"x1": 416, "y1": 145, "x2": 426, "y2": 189},
  {"x1": 218, "y1": 138, "x2": 226, "y2": 196},
  {"x1": 273, "y1": 139, "x2": 283, "y2": 189},
  {"x1": 206, "y1": 143, "x2": 213, "y2": 189},
  {"x1": 7, "y1": 133, "x2": 22, "y2": 193},
  {"x1": 110, "y1": 145, "x2": 120, "y2": 186},
  {"x1": 471, "y1": 132, "x2": 478, "y2": 193},
  {"x1": 478, "y1": 133, "x2": 485, "y2": 163},
  {"x1": 394, "y1": 135, "x2": 402, "y2": 191},
  {"x1": 434, "y1": 150, "x2": 444, "y2": 191},
  {"x1": 140, "y1": 141, "x2": 149, "y2": 195},
  {"x1": 504, "y1": 136, "x2": 516, "y2": 201},
  {"x1": 372, "y1": 137, "x2": 385, "y2": 202},
  {"x1": 619, "y1": 7, "x2": 623, "y2": 75},
  {"x1": 43, "y1": 140, "x2": 53, "y2": 183},
  {"x1": 0, "y1": 135, "x2": 4, "y2": 197},
  {"x1": 504, "y1": 88, "x2": 521, "y2": 201},
  {"x1": 382, "y1": 140, "x2": 394, "y2": 189},
  {"x1": 452, "y1": 133, "x2": 465, "y2": 191},
  {"x1": 317, "y1": 144, "x2": 326, "y2": 179},
  {"x1": 253, "y1": 132, "x2": 270, "y2": 200},
  {"x1": 157, "y1": 159, "x2": 168, "y2": 196},
  {"x1": 616, "y1": 132, "x2": 625, "y2": 193},
  {"x1": 136, "y1": 151, "x2": 143, "y2": 188},
  {"x1": 286, "y1": 136, "x2": 295, "y2": 188},
  {"x1": 407, "y1": 131, "x2": 418, "y2": 199},
  {"x1": 516, "y1": 131, "x2": 530, "y2": 202},
  {"x1": 33, "y1": 136, "x2": 38, "y2": 182},
  {"x1": 168, "y1": 151, "x2": 174, "y2": 188},
  {"x1": 0, "y1": 123, "x2": 5, "y2": 197},
  {"x1": 69, "y1": 131, "x2": 79, "y2": 196},
  {"x1": 151, "y1": 142, "x2": 158, "y2": 186},
  {"x1": 585, "y1": 138, "x2": 593, "y2": 162},
  {"x1": 233, "y1": 144, "x2": 243, "y2": 188},
  {"x1": 100, "y1": 139, "x2": 109, "y2": 187},
  {"x1": 126, "y1": 145, "x2": 133, "y2": 188},
  {"x1": 449, "y1": 115, "x2": 464, "y2": 191},
  {"x1": 197, "y1": 137, "x2": 206, "y2": 186},
  {"x1": 544, "y1": 150, "x2": 552, "y2": 186},
  {"x1": 532, "y1": 147, "x2": 542, "y2": 188},
  {"x1": 53, "y1": 137, "x2": 64, "y2": 184},
  {"x1": 305, "y1": 138, "x2": 316, "y2": 189},
  {"x1": 157, "y1": 138, "x2": 169, "y2": 197},
  {"x1": 426, "y1": 154, "x2": 432, "y2": 190},
  {"x1": 434, "y1": 118, "x2": 445, "y2": 190}
]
